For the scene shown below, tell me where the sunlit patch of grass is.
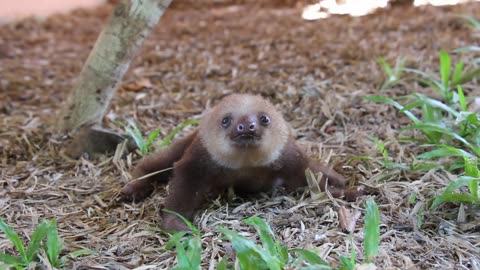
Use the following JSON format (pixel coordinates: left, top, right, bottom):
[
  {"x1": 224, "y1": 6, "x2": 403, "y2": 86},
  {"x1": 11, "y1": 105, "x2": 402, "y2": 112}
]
[
  {"x1": 367, "y1": 49, "x2": 480, "y2": 207},
  {"x1": 0, "y1": 219, "x2": 94, "y2": 269}
]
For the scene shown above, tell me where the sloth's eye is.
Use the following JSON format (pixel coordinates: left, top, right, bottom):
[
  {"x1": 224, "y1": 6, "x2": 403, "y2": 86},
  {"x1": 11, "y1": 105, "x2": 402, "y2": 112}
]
[
  {"x1": 221, "y1": 116, "x2": 231, "y2": 128},
  {"x1": 259, "y1": 115, "x2": 270, "y2": 125}
]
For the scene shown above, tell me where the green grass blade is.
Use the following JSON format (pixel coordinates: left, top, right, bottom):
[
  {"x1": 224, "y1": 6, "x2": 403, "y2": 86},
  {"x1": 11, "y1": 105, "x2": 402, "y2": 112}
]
[
  {"x1": 417, "y1": 145, "x2": 474, "y2": 160},
  {"x1": 364, "y1": 198, "x2": 380, "y2": 262},
  {"x1": 458, "y1": 15, "x2": 480, "y2": 28},
  {"x1": 162, "y1": 209, "x2": 200, "y2": 235},
  {"x1": 144, "y1": 129, "x2": 160, "y2": 152},
  {"x1": 275, "y1": 242, "x2": 289, "y2": 263},
  {"x1": 421, "y1": 103, "x2": 439, "y2": 124},
  {"x1": 0, "y1": 219, "x2": 26, "y2": 263},
  {"x1": 0, "y1": 254, "x2": 24, "y2": 266},
  {"x1": 453, "y1": 46, "x2": 480, "y2": 53},
  {"x1": 299, "y1": 266, "x2": 332, "y2": 270},
  {"x1": 457, "y1": 86, "x2": 467, "y2": 111},
  {"x1": 452, "y1": 66, "x2": 480, "y2": 86},
  {"x1": 124, "y1": 125, "x2": 146, "y2": 154},
  {"x1": 402, "y1": 68, "x2": 443, "y2": 92},
  {"x1": 244, "y1": 217, "x2": 276, "y2": 257},
  {"x1": 452, "y1": 61, "x2": 464, "y2": 85},
  {"x1": 216, "y1": 258, "x2": 228, "y2": 270},
  {"x1": 412, "y1": 93, "x2": 459, "y2": 117},
  {"x1": 292, "y1": 249, "x2": 329, "y2": 266},
  {"x1": 46, "y1": 219, "x2": 64, "y2": 267},
  {"x1": 363, "y1": 96, "x2": 421, "y2": 124},
  {"x1": 174, "y1": 240, "x2": 190, "y2": 269},
  {"x1": 377, "y1": 57, "x2": 394, "y2": 77},
  {"x1": 186, "y1": 237, "x2": 201, "y2": 269},
  {"x1": 68, "y1": 249, "x2": 96, "y2": 258},
  {"x1": 217, "y1": 227, "x2": 263, "y2": 270},
  {"x1": 338, "y1": 254, "x2": 355, "y2": 270},
  {"x1": 431, "y1": 193, "x2": 480, "y2": 208},
  {"x1": 26, "y1": 220, "x2": 49, "y2": 262},
  {"x1": 159, "y1": 120, "x2": 200, "y2": 148},
  {"x1": 407, "y1": 123, "x2": 480, "y2": 156},
  {"x1": 464, "y1": 158, "x2": 479, "y2": 177},
  {"x1": 218, "y1": 226, "x2": 281, "y2": 270},
  {"x1": 431, "y1": 176, "x2": 480, "y2": 208},
  {"x1": 439, "y1": 51, "x2": 451, "y2": 93},
  {"x1": 464, "y1": 158, "x2": 479, "y2": 196},
  {"x1": 146, "y1": 129, "x2": 161, "y2": 147},
  {"x1": 165, "y1": 231, "x2": 188, "y2": 250}
]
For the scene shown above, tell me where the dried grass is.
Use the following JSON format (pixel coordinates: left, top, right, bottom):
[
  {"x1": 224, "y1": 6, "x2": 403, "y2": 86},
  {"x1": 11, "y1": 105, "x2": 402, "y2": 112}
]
[{"x1": 1, "y1": 1, "x2": 479, "y2": 269}]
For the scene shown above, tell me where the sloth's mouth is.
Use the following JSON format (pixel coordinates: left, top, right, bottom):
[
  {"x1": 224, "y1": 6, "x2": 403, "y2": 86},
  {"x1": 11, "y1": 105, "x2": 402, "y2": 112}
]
[{"x1": 231, "y1": 134, "x2": 261, "y2": 146}]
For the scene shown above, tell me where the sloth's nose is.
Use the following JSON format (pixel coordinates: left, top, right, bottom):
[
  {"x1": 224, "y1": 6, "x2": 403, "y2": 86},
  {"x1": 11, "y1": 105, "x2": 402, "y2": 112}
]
[{"x1": 237, "y1": 121, "x2": 256, "y2": 133}]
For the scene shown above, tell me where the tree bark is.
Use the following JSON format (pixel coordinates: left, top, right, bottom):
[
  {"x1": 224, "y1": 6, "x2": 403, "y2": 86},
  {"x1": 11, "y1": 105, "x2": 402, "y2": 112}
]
[
  {"x1": 59, "y1": 0, "x2": 172, "y2": 157},
  {"x1": 60, "y1": 0, "x2": 172, "y2": 132}
]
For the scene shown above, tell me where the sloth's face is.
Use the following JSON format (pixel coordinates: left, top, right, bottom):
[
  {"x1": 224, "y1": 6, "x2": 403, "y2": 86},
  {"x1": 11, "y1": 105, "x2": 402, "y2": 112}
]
[{"x1": 219, "y1": 112, "x2": 271, "y2": 148}]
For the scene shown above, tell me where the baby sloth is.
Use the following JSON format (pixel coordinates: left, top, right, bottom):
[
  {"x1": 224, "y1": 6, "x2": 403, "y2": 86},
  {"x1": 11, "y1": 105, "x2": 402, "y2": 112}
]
[{"x1": 121, "y1": 94, "x2": 348, "y2": 231}]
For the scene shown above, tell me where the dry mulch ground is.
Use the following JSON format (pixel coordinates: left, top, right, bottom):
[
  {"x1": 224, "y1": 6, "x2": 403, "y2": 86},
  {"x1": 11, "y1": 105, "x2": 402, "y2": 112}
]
[{"x1": 1, "y1": 1, "x2": 479, "y2": 269}]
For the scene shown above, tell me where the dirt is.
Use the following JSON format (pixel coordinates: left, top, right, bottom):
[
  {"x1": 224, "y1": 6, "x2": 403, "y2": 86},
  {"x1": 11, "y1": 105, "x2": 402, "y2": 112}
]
[{"x1": 0, "y1": 1, "x2": 479, "y2": 269}]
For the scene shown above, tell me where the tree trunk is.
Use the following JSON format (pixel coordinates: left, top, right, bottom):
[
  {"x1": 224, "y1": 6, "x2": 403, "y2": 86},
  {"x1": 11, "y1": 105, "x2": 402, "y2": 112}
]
[{"x1": 59, "y1": 0, "x2": 173, "y2": 157}]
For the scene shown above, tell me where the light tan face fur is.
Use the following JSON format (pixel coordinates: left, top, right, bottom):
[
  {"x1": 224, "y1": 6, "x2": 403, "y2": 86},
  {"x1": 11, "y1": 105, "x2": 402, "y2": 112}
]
[{"x1": 198, "y1": 94, "x2": 290, "y2": 169}]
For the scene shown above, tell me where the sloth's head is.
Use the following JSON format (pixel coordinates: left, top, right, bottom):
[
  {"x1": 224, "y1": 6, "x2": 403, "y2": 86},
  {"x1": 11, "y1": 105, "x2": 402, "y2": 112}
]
[{"x1": 199, "y1": 94, "x2": 290, "y2": 169}]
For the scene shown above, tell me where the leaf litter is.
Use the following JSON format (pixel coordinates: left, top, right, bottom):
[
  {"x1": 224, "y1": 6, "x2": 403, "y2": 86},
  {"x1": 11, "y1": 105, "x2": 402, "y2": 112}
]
[{"x1": 0, "y1": 1, "x2": 479, "y2": 269}]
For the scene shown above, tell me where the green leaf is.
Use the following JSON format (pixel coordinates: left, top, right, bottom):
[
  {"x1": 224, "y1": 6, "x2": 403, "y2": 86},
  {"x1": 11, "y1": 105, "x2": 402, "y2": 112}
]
[
  {"x1": 276, "y1": 242, "x2": 289, "y2": 263},
  {"x1": 364, "y1": 198, "x2": 380, "y2": 262},
  {"x1": 0, "y1": 254, "x2": 24, "y2": 266},
  {"x1": 218, "y1": 226, "x2": 282, "y2": 270},
  {"x1": 417, "y1": 145, "x2": 474, "y2": 160},
  {"x1": 439, "y1": 51, "x2": 451, "y2": 93},
  {"x1": 458, "y1": 15, "x2": 480, "y2": 28},
  {"x1": 417, "y1": 205, "x2": 424, "y2": 229},
  {"x1": 363, "y1": 96, "x2": 421, "y2": 124},
  {"x1": 453, "y1": 66, "x2": 480, "y2": 86},
  {"x1": 452, "y1": 61, "x2": 464, "y2": 85},
  {"x1": 26, "y1": 220, "x2": 49, "y2": 262},
  {"x1": 408, "y1": 193, "x2": 416, "y2": 204},
  {"x1": 431, "y1": 176, "x2": 480, "y2": 208},
  {"x1": 431, "y1": 192, "x2": 480, "y2": 208},
  {"x1": 402, "y1": 68, "x2": 443, "y2": 93},
  {"x1": 406, "y1": 123, "x2": 480, "y2": 156},
  {"x1": 46, "y1": 219, "x2": 64, "y2": 267},
  {"x1": 292, "y1": 249, "x2": 329, "y2": 266},
  {"x1": 162, "y1": 209, "x2": 200, "y2": 235},
  {"x1": 159, "y1": 120, "x2": 200, "y2": 148},
  {"x1": 411, "y1": 93, "x2": 459, "y2": 117},
  {"x1": 244, "y1": 217, "x2": 276, "y2": 257},
  {"x1": 464, "y1": 158, "x2": 479, "y2": 196},
  {"x1": 165, "y1": 231, "x2": 188, "y2": 250},
  {"x1": 173, "y1": 240, "x2": 190, "y2": 269},
  {"x1": 186, "y1": 237, "x2": 201, "y2": 269},
  {"x1": 124, "y1": 125, "x2": 146, "y2": 155},
  {"x1": 299, "y1": 266, "x2": 332, "y2": 270},
  {"x1": 457, "y1": 85, "x2": 467, "y2": 111},
  {"x1": 216, "y1": 258, "x2": 228, "y2": 270},
  {"x1": 377, "y1": 57, "x2": 394, "y2": 77},
  {"x1": 338, "y1": 254, "x2": 355, "y2": 270},
  {"x1": 0, "y1": 219, "x2": 26, "y2": 263},
  {"x1": 453, "y1": 46, "x2": 480, "y2": 53},
  {"x1": 67, "y1": 249, "x2": 96, "y2": 258},
  {"x1": 146, "y1": 129, "x2": 161, "y2": 149}
]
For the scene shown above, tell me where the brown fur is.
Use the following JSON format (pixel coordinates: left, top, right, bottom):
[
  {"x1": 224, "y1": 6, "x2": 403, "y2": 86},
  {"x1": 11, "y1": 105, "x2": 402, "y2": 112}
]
[{"x1": 121, "y1": 94, "x2": 351, "y2": 231}]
